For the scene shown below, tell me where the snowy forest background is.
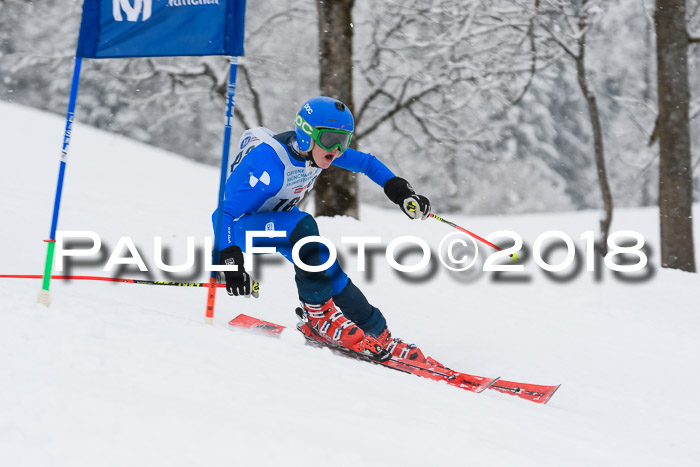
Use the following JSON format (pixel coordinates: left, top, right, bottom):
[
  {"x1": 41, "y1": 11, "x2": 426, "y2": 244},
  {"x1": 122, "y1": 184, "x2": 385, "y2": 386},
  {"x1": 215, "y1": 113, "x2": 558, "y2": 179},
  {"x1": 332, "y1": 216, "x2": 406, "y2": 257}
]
[{"x1": 1, "y1": 0, "x2": 699, "y2": 216}]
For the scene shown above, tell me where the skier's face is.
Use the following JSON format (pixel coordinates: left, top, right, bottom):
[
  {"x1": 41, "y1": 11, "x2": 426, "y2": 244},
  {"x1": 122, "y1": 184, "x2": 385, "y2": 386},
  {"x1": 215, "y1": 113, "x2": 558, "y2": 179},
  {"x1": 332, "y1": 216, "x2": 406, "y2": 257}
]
[{"x1": 310, "y1": 143, "x2": 341, "y2": 169}]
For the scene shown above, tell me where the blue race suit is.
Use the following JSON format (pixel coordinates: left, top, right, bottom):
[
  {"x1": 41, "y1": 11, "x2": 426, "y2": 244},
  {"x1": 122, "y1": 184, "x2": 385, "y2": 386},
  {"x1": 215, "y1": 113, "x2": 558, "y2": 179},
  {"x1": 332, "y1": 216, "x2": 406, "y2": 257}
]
[{"x1": 212, "y1": 129, "x2": 394, "y2": 336}]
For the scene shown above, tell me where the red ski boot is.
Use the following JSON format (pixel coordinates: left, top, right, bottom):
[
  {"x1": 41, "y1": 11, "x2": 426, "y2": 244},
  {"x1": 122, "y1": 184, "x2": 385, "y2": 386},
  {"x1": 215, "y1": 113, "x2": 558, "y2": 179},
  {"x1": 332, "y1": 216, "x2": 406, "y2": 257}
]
[
  {"x1": 364, "y1": 328, "x2": 444, "y2": 367},
  {"x1": 300, "y1": 299, "x2": 365, "y2": 352}
]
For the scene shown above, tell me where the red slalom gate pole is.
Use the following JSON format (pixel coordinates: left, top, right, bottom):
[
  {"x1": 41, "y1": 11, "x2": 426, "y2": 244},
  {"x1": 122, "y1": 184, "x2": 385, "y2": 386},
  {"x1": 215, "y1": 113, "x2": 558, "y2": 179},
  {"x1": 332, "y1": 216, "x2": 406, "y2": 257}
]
[
  {"x1": 428, "y1": 213, "x2": 519, "y2": 260},
  {"x1": 205, "y1": 276, "x2": 218, "y2": 325}
]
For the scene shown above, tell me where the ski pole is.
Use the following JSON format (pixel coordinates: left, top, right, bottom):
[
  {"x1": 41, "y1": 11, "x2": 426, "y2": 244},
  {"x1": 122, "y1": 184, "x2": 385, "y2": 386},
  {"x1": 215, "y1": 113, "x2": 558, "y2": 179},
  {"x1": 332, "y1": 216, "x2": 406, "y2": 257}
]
[
  {"x1": 1, "y1": 274, "x2": 225, "y2": 287},
  {"x1": 1, "y1": 274, "x2": 260, "y2": 296},
  {"x1": 428, "y1": 213, "x2": 519, "y2": 260}
]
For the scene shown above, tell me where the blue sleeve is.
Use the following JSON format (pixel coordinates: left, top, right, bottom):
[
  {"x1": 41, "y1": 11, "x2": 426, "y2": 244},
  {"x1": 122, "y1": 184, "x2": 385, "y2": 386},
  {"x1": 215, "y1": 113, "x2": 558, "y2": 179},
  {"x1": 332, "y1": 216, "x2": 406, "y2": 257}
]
[
  {"x1": 331, "y1": 148, "x2": 396, "y2": 187},
  {"x1": 212, "y1": 144, "x2": 284, "y2": 248}
]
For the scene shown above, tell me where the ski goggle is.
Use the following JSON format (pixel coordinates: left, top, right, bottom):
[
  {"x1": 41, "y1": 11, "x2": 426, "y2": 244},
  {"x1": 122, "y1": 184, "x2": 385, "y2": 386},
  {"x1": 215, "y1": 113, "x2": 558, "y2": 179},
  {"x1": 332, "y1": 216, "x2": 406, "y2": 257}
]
[
  {"x1": 296, "y1": 113, "x2": 353, "y2": 152},
  {"x1": 315, "y1": 128, "x2": 353, "y2": 152}
]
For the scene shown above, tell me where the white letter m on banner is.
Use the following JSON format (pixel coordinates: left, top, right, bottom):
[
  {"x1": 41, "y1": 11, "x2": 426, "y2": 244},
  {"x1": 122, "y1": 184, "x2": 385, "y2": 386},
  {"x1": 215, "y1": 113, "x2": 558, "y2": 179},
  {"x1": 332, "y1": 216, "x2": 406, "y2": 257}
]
[{"x1": 113, "y1": 0, "x2": 152, "y2": 22}]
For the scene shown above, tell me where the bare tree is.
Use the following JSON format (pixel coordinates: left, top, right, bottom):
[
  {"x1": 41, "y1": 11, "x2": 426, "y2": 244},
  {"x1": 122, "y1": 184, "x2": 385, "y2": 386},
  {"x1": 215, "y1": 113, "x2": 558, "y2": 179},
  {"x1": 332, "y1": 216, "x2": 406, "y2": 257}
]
[
  {"x1": 655, "y1": 0, "x2": 696, "y2": 271},
  {"x1": 356, "y1": 2, "x2": 547, "y2": 145},
  {"x1": 312, "y1": 0, "x2": 575, "y2": 217},
  {"x1": 353, "y1": 0, "x2": 566, "y2": 213},
  {"x1": 537, "y1": 0, "x2": 613, "y2": 253},
  {"x1": 314, "y1": 0, "x2": 359, "y2": 218}
]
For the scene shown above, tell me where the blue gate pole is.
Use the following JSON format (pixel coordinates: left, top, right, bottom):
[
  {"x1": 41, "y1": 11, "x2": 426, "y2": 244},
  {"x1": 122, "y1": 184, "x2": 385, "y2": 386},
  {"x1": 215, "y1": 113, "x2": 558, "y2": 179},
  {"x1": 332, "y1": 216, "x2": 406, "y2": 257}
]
[
  {"x1": 39, "y1": 57, "x2": 83, "y2": 307},
  {"x1": 205, "y1": 56, "x2": 239, "y2": 323}
]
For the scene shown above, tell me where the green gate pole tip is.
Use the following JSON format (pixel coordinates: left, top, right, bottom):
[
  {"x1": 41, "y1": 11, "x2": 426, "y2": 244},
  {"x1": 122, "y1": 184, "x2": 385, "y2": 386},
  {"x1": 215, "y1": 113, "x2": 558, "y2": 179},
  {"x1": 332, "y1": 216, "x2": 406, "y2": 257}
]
[{"x1": 38, "y1": 240, "x2": 56, "y2": 306}]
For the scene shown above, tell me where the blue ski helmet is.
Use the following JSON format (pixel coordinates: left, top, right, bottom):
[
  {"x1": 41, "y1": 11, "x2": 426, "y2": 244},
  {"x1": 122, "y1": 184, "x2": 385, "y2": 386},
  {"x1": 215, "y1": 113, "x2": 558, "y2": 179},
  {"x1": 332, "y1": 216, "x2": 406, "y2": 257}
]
[{"x1": 295, "y1": 96, "x2": 355, "y2": 153}]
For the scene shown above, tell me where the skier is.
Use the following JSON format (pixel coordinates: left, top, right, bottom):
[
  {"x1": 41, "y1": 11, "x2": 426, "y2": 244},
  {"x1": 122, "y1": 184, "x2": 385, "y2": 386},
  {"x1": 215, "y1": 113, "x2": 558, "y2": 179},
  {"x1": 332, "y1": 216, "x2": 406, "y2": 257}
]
[{"x1": 214, "y1": 96, "x2": 433, "y2": 362}]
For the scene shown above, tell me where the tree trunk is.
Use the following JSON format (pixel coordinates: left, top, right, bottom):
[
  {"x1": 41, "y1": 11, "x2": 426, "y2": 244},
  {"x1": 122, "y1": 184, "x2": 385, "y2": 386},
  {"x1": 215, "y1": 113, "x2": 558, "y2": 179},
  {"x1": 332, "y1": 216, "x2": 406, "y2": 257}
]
[
  {"x1": 655, "y1": 0, "x2": 696, "y2": 271},
  {"x1": 314, "y1": 0, "x2": 358, "y2": 218},
  {"x1": 576, "y1": 1, "x2": 613, "y2": 256}
]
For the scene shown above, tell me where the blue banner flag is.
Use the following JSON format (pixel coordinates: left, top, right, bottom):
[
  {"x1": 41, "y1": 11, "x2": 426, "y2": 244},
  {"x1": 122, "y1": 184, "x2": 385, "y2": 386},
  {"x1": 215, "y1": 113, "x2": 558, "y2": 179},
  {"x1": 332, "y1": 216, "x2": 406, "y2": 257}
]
[{"x1": 76, "y1": 0, "x2": 246, "y2": 58}]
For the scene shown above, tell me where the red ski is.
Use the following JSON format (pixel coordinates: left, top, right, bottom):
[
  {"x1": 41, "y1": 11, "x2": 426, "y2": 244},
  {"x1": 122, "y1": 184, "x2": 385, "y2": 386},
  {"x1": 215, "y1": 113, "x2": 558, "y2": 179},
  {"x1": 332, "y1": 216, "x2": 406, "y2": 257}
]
[
  {"x1": 380, "y1": 355, "x2": 498, "y2": 393},
  {"x1": 228, "y1": 314, "x2": 559, "y2": 403},
  {"x1": 489, "y1": 380, "x2": 561, "y2": 404},
  {"x1": 228, "y1": 314, "x2": 285, "y2": 335},
  {"x1": 229, "y1": 314, "x2": 495, "y2": 393}
]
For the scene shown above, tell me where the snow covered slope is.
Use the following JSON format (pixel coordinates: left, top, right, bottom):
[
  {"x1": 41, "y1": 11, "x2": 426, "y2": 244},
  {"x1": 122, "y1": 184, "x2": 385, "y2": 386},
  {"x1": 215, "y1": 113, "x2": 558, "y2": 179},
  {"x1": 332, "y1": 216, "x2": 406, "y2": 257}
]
[{"x1": 1, "y1": 102, "x2": 699, "y2": 466}]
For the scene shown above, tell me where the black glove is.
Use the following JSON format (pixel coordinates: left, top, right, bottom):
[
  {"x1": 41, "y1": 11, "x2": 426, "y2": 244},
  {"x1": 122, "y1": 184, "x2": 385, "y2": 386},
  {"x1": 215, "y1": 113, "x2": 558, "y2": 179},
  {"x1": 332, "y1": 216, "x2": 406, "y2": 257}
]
[
  {"x1": 384, "y1": 177, "x2": 431, "y2": 220},
  {"x1": 218, "y1": 245, "x2": 259, "y2": 298}
]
